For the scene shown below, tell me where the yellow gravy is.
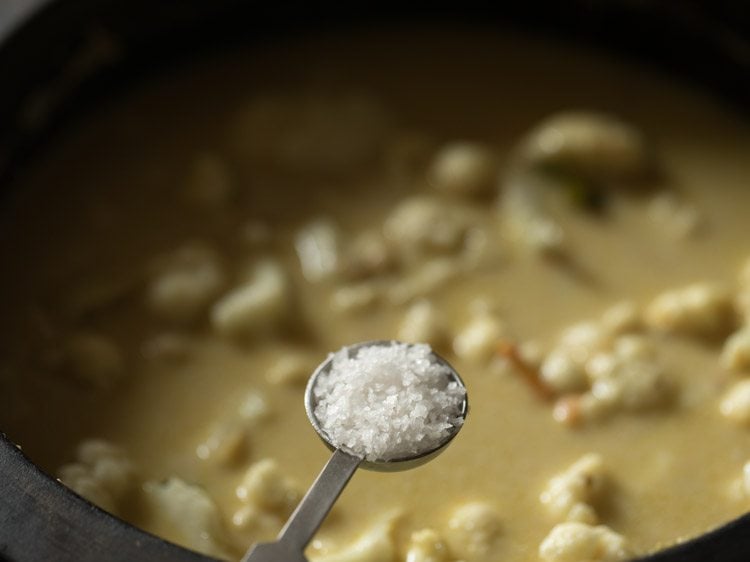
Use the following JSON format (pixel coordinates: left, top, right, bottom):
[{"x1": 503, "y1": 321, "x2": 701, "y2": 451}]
[{"x1": 0, "y1": 28, "x2": 749, "y2": 562}]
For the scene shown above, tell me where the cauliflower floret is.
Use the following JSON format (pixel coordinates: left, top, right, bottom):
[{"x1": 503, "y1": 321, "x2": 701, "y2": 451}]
[
  {"x1": 540, "y1": 321, "x2": 611, "y2": 394},
  {"x1": 197, "y1": 391, "x2": 269, "y2": 466},
  {"x1": 720, "y1": 380, "x2": 750, "y2": 426},
  {"x1": 644, "y1": 283, "x2": 734, "y2": 337},
  {"x1": 265, "y1": 349, "x2": 319, "y2": 386},
  {"x1": 211, "y1": 259, "x2": 289, "y2": 338},
  {"x1": 539, "y1": 522, "x2": 630, "y2": 562},
  {"x1": 310, "y1": 516, "x2": 398, "y2": 562},
  {"x1": 501, "y1": 174, "x2": 566, "y2": 256},
  {"x1": 518, "y1": 111, "x2": 652, "y2": 182},
  {"x1": 231, "y1": 503, "x2": 282, "y2": 540},
  {"x1": 558, "y1": 322, "x2": 609, "y2": 362},
  {"x1": 196, "y1": 421, "x2": 248, "y2": 466},
  {"x1": 57, "y1": 439, "x2": 136, "y2": 516},
  {"x1": 387, "y1": 258, "x2": 457, "y2": 305},
  {"x1": 405, "y1": 528, "x2": 449, "y2": 562},
  {"x1": 453, "y1": 312, "x2": 506, "y2": 363},
  {"x1": 444, "y1": 501, "x2": 501, "y2": 560},
  {"x1": 546, "y1": 317, "x2": 669, "y2": 425},
  {"x1": 295, "y1": 219, "x2": 341, "y2": 283},
  {"x1": 541, "y1": 350, "x2": 588, "y2": 393},
  {"x1": 600, "y1": 301, "x2": 641, "y2": 337},
  {"x1": 147, "y1": 242, "x2": 225, "y2": 323},
  {"x1": 721, "y1": 327, "x2": 750, "y2": 373},
  {"x1": 398, "y1": 300, "x2": 447, "y2": 347},
  {"x1": 428, "y1": 142, "x2": 499, "y2": 197},
  {"x1": 540, "y1": 454, "x2": 607, "y2": 523},
  {"x1": 330, "y1": 283, "x2": 379, "y2": 314},
  {"x1": 589, "y1": 356, "x2": 669, "y2": 411},
  {"x1": 340, "y1": 230, "x2": 395, "y2": 280},
  {"x1": 143, "y1": 477, "x2": 230, "y2": 558},
  {"x1": 236, "y1": 459, "x2": 301, "y2": 515},
  {"x1": 647, "y1": 192, "x2": 703, "y2": 240},
  {"x1": 384, "y1": 196, "x2": 471, "y2": 258}
]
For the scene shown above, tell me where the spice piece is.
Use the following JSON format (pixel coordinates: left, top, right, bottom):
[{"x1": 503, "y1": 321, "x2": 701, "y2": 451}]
[{"x1": 497, "y1": 340, "x2": 555, "y2": 401}]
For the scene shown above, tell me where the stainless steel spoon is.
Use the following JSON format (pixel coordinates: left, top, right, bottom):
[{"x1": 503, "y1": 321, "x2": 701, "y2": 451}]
[{"x1": 242, "y1": 340, "x2": 468, "y2": 562}]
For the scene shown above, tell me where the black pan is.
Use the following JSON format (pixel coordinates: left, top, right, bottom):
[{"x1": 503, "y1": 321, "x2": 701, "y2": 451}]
[{"x1": 1, "y1": 1, "x2": 749, "y2": 560}]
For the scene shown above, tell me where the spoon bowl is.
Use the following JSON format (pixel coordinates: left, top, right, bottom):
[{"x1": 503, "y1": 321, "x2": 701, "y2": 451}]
[{"x1": 304, "y1": 340, "x2": 469, "y2": 472}]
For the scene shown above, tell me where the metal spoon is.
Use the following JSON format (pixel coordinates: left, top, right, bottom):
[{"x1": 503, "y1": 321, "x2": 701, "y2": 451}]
[{"x1": 242, "y1": 340, "x2": 468, "y2": 562}]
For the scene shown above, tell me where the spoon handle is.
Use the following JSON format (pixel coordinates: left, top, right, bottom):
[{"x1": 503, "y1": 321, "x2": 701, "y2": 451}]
[{"x1": 242, "y1": 449, "x2": 362, "y2": 561}]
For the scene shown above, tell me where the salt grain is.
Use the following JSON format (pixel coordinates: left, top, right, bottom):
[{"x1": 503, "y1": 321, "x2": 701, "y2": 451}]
[{"x1": 313, "y1": 342, "x2": 465, "y2": 462}]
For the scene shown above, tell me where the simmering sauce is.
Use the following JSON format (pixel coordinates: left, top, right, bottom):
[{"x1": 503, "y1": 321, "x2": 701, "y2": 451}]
[{"x1": 1, "y1": 28, "x2": 749, "y2": 562}]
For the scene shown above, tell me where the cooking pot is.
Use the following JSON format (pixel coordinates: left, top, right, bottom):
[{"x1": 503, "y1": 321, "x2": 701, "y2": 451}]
[{"x1": 1, "y1": 1, "x2": 749, "y2": 560}]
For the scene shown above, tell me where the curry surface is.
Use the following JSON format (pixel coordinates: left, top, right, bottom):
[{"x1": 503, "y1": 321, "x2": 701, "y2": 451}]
[{"x1": 1, "y1": 28, "x2": 749, "y2": 561}]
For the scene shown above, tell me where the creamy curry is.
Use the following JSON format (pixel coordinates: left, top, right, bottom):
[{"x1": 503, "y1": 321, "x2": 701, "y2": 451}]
[{"x1": 1, "y1": 28, "x2": 750, "y2": 562}]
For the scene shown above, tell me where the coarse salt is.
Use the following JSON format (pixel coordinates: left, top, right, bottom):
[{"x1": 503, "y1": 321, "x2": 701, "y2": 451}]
[{"x1": 313, "y1": 342, "x2": 465, "y2": 462}]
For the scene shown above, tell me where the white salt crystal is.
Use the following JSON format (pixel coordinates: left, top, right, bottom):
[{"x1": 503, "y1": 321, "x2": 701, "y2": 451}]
[{"x1": 313, "y1": 342, "x2": 465, "y2": 462}]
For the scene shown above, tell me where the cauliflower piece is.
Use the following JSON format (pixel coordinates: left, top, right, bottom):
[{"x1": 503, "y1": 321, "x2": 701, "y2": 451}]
[
  {"x1": 196, "y1": 421, "x2": 247, "y2": 466},
  {"x1": 231, "y1": 503, "x2": 282, "y2": 540},
  {"x1": 384, "y1": 196, "x2": 470, "y2": 257},
  {"x1": 546, "y1": 318, "x2": 668, "y2": 424},
  {"x1": 540, "y1": 321, "x2": 610, "y2": 393},
  {"x1": 387, "y1": 258, "x2": 457, "y2": 305},
  {"x1": 589, "y1": 356, "x2": 669, "y2": 411},
  {"x1": 541, "y1": 350, "x2": 588, "y2": 394},
  {"x1": 236, "y1": 459, "x2": 301, "y2": 515},
  {"x1": 147, "y1": 242, "x2": 225, "y2": 323},
  {"x1": 405, "y1": 528, "x2": 449, "y2": 562},
  {"x1": 330, "y1": 283, "x2": 379, "y2": 314},
  {"x1": 428, "y1": 142, "x2": 498, "y2": 197},
  {"x1": 237, "y1": 390, "x2": 272, "y2": 423},
  {"x1": 558, "y1": 322, "x2": 609, "y2": 362},
  {"x1": 612, "y1": 335, "x2": 655, "y2": 362},
  {"x1": 721, "y1": 327, "x2": 750, "y2": 373},
  {"x1": 295, "y1": 219, "x2": 341, "y2": 283},
  {"x1": 720, "y1": 380, "x2": 750, "y2": 426},
  {"x1": 647, "y1": 192, "x2": 703, "y2": 240},
  {"x1": 398, "y1": 300, "x2": 447, "y2": 347},
  {"x1": 600, "y1": 301, "x2": 641, "y2": 337},
  {"x1": 444, "y1": 501, "x2": 501, "y2": 560},
  {"x1": 196, "y1": 391, "x2": 269, "y2": 466},
  {"x1": 340, "y1": 230, "x2": 395, "y2": 280},
  {"x1": 518, "y1": 111, "x2": 652, "y2": 182},
  {"x1": 311, "y1": 516, "x2": 397, "y2": 562},
  {"x1": 184, "y1": 152, "x2": 234, "y2": 208},
  {"x1": 453, "y1": 312, "x2": 506, "y2": 362},
  {"x1": 143, "y1": 477, "x2": 230, "y2": 558},
  {"x1": 501, "y1": 174, "x2": 566, "y2": 256},
  {"x1": 540, "y1": 454, "x2": 607, "y2": 523},
  {"x1": 539, "y1": 522, "x2": 630, "y2": 562},
  {"x1": 57, "y1": 439, "x2": 136, "y2": 516},
  {"x1": 211, "y1": 259, "x2": 289, "y2": 338},
  {"x1": 644, "y1": 283, "x2": 734, "y2": 337},
  {"x1": 266, "y1": 350, "x2": 319, "y2": 386}
]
